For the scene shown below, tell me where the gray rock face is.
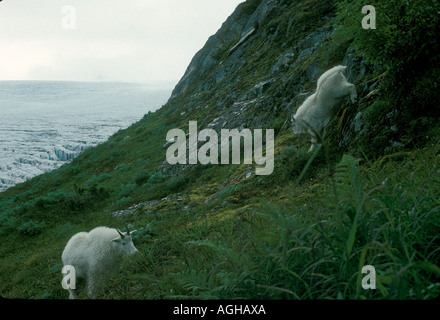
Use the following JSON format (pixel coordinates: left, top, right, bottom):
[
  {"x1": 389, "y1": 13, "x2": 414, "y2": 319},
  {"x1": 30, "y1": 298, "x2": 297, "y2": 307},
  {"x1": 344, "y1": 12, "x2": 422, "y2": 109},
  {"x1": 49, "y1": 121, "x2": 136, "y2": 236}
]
[
  {"x1": 270, "y1": 52, "x2": 295, "y2": 77},
  {"x1": 170, "y1": 8, "x2": 248, "y2": 98},
  {"x1": 170, "y1": 0, "x2": 279, "y2": 99},
  {"x1": 159, "y1": 0, "x2": 379, "y2": 177}
]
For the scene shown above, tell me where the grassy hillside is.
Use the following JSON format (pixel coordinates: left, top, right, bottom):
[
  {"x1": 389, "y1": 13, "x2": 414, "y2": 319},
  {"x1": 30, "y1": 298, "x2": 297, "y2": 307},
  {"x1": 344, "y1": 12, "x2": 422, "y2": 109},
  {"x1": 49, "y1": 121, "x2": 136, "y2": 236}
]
[{"x1": 1, "y1": 0, "x2": 439, "y2": 299}]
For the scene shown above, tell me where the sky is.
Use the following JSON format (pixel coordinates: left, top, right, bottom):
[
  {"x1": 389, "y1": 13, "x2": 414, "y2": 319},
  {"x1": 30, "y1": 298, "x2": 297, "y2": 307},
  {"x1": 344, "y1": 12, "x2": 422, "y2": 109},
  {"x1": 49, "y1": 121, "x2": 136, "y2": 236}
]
[{"x1": 0, "y1": 0, "x2": 244, "y2": 85}]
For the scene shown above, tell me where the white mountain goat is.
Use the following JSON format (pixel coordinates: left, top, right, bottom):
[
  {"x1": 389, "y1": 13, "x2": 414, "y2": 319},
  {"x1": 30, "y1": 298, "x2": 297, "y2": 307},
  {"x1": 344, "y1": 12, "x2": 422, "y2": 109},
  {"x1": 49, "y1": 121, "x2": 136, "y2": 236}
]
[
  {"x1": 292, "y1": 65, "x2": 357, "y2": 152},
  {"x1": 61, "y1": 225, "x2": 138, "y2": 299}
]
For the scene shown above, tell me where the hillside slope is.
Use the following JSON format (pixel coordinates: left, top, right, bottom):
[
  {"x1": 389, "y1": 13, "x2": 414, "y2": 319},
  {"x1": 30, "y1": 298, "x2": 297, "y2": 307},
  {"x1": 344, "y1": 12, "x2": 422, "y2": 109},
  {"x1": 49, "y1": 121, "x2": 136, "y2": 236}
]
[{"x1": 1, "y1": 0, "x2": 439, "y2": 299}]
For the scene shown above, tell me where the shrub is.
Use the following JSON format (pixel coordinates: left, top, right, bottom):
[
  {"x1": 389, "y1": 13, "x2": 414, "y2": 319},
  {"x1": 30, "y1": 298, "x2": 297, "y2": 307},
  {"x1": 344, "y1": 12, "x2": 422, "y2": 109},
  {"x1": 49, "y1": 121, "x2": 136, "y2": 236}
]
[
  {"x1": 65, "y1": 191, "x2": 85, "y2": 211},
  {"x1": 110, "y1": 150, "x2": 122, "y2": 160},
  {"x1": 52, "y1": 223, "x2": 74, "y2": 240},
  {"x1": 85, "y1": 173, "x2": 112, "y2": 187},
  {"x1": 0, "y1": 209, "x2": 16, "y2": 235},
  {"x1": 116, "y1": 196, "x2": 132, "y2": 207},
  {"x1": 32, "y1": 192, "x2": 69, "y2": 210},
  {"x1": 133, "y1": 169, "x2": 152, "y2": 186},
  {"x1": 64, "y1": 184, "x2": 108, "y2": 211},
  {"x1": 17, "y1": 220, "x2": 46, "y2": 236},
  {"x1": 147, "y1": 173, "x2": 166, "y2": 184},
  {"x1": 166, "y1": 174, "x2": 190, "y2": 193},
  {"x1": 118, "y1": 183, "x2": 136, "y2": 198}
]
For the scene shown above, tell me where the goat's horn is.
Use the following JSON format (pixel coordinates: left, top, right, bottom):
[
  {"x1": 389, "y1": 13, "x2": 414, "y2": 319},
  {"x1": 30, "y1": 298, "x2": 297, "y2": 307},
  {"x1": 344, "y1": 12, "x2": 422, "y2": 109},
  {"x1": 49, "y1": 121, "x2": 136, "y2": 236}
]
[
  {"x1": 125, "y1": 223, "x2": 131, "y2": 236},
  {"x1": 117, "y1": 229, "x2": 125, "y2": 239}
]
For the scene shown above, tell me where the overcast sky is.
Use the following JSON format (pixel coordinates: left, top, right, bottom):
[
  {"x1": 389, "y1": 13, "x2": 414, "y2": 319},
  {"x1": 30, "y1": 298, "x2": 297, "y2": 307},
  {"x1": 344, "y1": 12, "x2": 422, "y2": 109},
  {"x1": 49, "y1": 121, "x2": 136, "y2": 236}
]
[{"x1": 0, "y1": 0, "x2": 243, "y2": 85}]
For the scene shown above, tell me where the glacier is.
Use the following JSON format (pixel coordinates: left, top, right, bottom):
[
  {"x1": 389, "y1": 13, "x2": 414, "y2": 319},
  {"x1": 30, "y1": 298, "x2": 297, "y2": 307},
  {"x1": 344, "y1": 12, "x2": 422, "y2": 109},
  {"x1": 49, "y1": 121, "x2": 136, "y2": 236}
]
[{"x1": 0, "y1": 81, "x2": 172, "y2": 192}]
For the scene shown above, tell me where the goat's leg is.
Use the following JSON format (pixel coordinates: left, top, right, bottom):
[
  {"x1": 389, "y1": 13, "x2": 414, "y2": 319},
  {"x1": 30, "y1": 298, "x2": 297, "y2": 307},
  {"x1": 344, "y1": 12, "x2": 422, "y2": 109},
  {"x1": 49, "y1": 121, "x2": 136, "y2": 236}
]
[
  {"x1": 86, "y1": 273, "x2": 101, "y2": 299},
  {"x1": 67, "y1": 288, "x2": 77, "y2": 299},
  {"x1": 308, "y1": 133, "x2": 320, "y2": 153}
]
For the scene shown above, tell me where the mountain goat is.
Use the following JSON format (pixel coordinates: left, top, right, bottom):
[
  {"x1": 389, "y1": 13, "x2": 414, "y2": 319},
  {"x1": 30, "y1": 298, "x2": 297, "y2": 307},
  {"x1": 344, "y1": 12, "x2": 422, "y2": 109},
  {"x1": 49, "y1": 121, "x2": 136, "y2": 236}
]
[
  {"x1": 292, "y1": 65, "x2": 357, "y2": 152},
  {"x1": 61, "y1": 225, "x2": 138, "y2": 299}
]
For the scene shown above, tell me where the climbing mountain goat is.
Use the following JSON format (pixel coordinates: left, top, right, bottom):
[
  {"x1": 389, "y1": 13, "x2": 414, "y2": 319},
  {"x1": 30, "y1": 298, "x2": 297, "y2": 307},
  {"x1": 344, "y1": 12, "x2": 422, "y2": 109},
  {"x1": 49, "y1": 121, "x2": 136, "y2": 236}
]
[
  {"x1": 292, "y1": 65, "x2": 357, "y2": 152},
  {"x1": 61, "y1": 225, "x2": 138, "y2": 299}
]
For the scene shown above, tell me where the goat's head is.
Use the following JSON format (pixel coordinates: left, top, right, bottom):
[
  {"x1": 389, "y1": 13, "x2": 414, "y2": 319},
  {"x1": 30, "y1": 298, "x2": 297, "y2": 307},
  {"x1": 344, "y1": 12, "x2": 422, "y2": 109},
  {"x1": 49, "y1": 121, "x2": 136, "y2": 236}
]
[{"x1": 112, "y1": 224, "x2": 138, "y2": 255}]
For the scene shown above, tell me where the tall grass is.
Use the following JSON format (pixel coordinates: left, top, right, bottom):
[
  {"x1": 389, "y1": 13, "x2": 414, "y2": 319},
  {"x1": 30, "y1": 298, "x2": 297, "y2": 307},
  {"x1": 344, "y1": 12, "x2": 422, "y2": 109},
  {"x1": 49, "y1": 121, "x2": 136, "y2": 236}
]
[{"x1": 144, "y1": 146, "x2": 440, "y2": 300}]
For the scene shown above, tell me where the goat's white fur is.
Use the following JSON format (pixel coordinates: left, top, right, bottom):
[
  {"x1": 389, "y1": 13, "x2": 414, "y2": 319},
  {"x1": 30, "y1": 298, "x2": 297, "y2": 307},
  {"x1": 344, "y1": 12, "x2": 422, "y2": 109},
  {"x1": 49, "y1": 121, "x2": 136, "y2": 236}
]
[
  {"x1": 293, "y1": 65, "x2": 357, "y2": 152},
  {"x1": 61, "y1": 226, "x2": 138, "y2": 299}
]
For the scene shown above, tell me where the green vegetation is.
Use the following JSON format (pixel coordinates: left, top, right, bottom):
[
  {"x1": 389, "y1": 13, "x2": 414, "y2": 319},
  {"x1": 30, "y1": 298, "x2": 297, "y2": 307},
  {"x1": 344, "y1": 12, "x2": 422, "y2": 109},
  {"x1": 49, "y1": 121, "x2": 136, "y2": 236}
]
[
  {"x1": 0, "y1": 0, "x2": 439, "y2": 300},
  {"x1": 334, "y1": 0, "x2": 440, "y2": 158}
]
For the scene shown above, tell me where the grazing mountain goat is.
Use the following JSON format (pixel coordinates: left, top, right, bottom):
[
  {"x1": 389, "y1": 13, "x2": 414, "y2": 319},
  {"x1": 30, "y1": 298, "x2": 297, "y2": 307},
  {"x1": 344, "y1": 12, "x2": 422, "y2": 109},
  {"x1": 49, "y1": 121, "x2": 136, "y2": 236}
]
[
  {"x1": 292, "y1": 65, "x2": 357, "y2": 152},
  {"x1": 61, "y1": 225, "x2": 138, "y2": 299}
]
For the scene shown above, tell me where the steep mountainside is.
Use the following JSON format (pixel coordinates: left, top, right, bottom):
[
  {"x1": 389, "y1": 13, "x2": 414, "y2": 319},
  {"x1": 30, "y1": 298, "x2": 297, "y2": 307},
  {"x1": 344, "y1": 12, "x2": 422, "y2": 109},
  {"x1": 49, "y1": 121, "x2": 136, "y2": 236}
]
[{"x1": 0, "y1": 0, "x2": 439, "y2": 300}]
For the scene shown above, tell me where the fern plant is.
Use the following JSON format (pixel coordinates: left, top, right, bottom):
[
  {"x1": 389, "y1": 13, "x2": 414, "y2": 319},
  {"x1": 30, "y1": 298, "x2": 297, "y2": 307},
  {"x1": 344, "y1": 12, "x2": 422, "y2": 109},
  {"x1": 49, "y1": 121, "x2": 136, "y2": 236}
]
[{"x1": 168, "y1": 268, "x2": 238, "y2": 299}]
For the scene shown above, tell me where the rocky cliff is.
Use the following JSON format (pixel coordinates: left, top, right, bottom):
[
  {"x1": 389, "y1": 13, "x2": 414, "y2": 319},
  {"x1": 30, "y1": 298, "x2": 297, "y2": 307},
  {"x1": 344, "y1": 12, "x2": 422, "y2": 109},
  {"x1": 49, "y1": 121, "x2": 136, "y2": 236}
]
[{"x1": 157, "y1": 0, "x2": 378, "y2": 178}]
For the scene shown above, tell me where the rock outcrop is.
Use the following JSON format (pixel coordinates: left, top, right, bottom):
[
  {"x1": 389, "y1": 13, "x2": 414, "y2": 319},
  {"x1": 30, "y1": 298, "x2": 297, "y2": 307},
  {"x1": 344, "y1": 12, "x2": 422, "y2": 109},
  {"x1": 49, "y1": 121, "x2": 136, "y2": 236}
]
[{"x1": 158, "y1": 0, "x2": 378, "y2": 178}]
